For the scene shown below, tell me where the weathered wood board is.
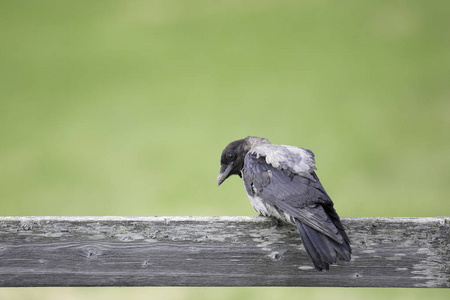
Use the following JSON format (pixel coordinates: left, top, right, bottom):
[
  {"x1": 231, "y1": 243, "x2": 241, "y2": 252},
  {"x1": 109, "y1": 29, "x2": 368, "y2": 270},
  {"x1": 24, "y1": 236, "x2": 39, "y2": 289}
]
[{"x1": 0, "y1": 216, "x2": 448, "y2": 287}]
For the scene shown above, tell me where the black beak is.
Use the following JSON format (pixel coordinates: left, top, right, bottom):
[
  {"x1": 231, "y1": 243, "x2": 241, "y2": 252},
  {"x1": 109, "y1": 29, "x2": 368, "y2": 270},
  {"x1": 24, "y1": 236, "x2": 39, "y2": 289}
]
[{"x1": 217, "y1": 164, "x2": 233, "y2": 186}]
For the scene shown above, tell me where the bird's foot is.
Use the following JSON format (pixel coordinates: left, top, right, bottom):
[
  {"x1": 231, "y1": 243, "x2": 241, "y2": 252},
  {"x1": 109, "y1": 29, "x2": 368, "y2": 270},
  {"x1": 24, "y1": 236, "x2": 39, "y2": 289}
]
[
  {"x1": 271, "y1": 216, "x2": 280, "y2": 228},
  {"x1": 256, "y1": 214, "x2": 280, "y2": 228}
]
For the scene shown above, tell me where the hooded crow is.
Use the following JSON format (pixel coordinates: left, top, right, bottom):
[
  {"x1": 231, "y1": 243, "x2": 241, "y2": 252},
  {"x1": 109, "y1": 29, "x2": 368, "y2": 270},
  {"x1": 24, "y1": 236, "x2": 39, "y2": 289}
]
[{"x1": 217, "y1": 136, "x2": 351, "y2": 271}]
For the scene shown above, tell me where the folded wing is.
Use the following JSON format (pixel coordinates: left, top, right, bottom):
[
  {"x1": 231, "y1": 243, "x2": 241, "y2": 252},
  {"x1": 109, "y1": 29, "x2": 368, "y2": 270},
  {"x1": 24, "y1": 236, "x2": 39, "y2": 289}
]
[{"x1": 243, "y1": 145, "x2": 351, "y2": 270}]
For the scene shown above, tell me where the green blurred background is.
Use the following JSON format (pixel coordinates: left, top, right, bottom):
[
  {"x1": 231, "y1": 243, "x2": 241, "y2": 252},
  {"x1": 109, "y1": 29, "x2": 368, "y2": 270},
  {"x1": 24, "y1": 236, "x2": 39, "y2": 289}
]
[{"x1": 0, "y1": 0, "x2": 449, "y2": 299}]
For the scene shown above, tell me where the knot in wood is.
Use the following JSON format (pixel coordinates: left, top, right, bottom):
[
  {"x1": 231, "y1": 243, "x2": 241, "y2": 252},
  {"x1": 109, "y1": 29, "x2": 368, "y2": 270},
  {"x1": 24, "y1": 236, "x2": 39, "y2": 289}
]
[
  {"x1": 82, "y1": 246, "x2": 101, "y2": 260},
  {"x1": 269, "y1": 251, "x2": 282, "y2": 261}
]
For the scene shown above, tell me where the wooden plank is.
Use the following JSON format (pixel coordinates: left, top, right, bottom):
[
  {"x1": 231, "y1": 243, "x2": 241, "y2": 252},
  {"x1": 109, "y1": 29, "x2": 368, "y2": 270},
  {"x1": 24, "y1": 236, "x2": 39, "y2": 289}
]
[{"x1": 0, "y1": 216, "x2": 448, "y2": 288}]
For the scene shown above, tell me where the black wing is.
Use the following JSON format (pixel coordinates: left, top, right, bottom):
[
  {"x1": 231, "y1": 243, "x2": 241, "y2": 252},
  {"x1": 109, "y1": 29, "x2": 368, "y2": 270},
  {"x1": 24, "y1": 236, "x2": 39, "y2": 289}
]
[
  {"x1": 243, "y1": 152, "x2": 343, "y2": 241},
  {"x1": 243, "y1": 151, "x2": 351, "y2": 270}
]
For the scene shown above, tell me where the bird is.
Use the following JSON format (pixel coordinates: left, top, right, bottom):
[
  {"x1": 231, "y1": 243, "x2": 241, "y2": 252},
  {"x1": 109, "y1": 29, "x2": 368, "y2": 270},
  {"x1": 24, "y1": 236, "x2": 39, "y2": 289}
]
[{"x1": 217, "y1": 136, "x2": 351, "y2": 271}]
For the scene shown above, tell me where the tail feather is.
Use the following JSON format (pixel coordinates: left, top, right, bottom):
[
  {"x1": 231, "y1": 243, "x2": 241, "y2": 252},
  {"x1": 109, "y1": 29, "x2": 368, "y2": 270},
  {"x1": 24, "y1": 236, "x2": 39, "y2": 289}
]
[
  {"x1": 324, "y1": 205, "x2": 351, "y2": 245},
  {"x1": 295, "y1": 219, "x2": 351, "y2": 271},
  {"x1": 296, "y1": 220, "x2": 329, "y2": 270},
  {"x1": 323, "y1": 205, "x2": 352, "y2": 261}
]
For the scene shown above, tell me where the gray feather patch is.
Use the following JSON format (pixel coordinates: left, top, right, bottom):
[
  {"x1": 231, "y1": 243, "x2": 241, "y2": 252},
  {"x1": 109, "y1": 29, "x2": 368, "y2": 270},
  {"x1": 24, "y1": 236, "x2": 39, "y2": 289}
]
[{"x1": 249, "y1": 144, "x2": 316, "y2": 177}]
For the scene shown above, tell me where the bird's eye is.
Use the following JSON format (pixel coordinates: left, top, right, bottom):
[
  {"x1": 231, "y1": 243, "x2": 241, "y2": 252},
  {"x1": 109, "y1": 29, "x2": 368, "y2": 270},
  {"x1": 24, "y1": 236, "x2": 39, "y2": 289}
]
[{"x1": 227, "y1": 152, "x2": 235, "y2": 160}]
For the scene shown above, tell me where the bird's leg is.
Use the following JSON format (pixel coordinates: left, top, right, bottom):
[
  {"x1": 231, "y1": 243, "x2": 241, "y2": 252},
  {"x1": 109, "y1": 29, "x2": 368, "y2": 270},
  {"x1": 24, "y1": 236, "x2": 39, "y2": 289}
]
[
  {"x1": 272, "y1": 217, "x2": 281, "y2": 228},
  {"x1": 257, "y1": 213, "x2": 280, "y2": 228},
  {"x1": 268, "y1": 216, "x2": 280, "y2": 228}
]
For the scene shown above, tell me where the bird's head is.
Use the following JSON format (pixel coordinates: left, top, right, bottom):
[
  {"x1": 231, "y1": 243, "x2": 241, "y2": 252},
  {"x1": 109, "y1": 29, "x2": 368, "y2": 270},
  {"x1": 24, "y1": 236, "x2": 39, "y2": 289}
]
[{"x1": 217, "y1": 136, "x2": 270, "y2": 186}]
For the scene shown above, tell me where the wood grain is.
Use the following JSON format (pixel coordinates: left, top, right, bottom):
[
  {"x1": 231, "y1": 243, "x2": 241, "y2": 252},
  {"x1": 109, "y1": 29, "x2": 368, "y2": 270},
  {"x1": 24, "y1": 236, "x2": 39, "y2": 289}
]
[{"x1": 0, "y1": 216, "x2": 448, "y2": 287}]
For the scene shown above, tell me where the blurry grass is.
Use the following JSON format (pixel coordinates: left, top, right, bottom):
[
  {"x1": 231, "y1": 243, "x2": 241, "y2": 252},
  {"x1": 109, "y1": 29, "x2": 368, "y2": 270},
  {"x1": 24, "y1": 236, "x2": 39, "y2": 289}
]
[
  {"x1": 0, "y1": 0, "x2": 449, "y2": 299},
  {"x1": 0, "y1": 287, "x2": 449, "y2": 300}
]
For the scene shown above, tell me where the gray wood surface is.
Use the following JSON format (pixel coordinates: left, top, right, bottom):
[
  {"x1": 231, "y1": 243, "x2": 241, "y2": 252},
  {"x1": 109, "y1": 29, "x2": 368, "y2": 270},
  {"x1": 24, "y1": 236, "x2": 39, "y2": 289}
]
[{"x1": 0, "y1": 216, "x2": 448, "y2": 287}]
